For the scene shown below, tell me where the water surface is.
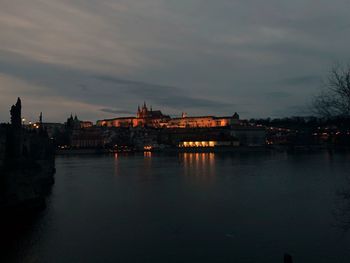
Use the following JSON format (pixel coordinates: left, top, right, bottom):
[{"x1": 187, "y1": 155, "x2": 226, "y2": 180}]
[{"x1": 3, "y1": 151, "x2": 350, "y2": 263}]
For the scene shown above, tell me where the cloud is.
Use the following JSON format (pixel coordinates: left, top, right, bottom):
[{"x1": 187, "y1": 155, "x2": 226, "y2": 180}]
[
  {"x1": 264, "y1": 91, "x2": 292, "y2": 98},
  {"x1": 0, "y1": 73, "x2": 107, "y2": 122},
  {"x1": 94, "y1": 74, "x2": 233, "y2": 111},
  {"x1": 154, "y1": 96, "x2": 233, "y2": 110},
  {"x1": 1, "y1": 0, "x2": 350, "y2": 121},
  {"x1": 100, "y1": 108, "x2": 135, "y2": 115},
  {"x1": 92, "y1": 75, "x2": 175, "y2": 94},
  {"x1": 279, "y1": 75, "x2": 321, "y2": 86},
  {"x1": 271, "y1": 105, "x2": 312, "y2": 118},
  {"x1": 0, "y1": 50, "x2": 235, "y2": 120}
]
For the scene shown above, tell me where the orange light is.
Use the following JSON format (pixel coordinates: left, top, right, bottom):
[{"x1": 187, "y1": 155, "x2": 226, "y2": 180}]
[{"x1": 144, "y1": 146, "x2": 152, "y2": 151}]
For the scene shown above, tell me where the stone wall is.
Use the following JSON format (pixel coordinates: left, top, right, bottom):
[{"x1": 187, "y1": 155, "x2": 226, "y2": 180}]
[
  {"x1": 0, "y1": 127, "x2": 6, "y2": 167},
  {"x1": 0, "y1": 126, "x2": 55, "y2": 213}
]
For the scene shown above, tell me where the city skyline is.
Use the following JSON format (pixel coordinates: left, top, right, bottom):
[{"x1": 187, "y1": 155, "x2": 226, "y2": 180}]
[
  {"x1": 10, "y1": 100, "x2": 241, "y2": 125},
  {"x1": 2, "y1": 0, "x2": 350, "y2": 122}
]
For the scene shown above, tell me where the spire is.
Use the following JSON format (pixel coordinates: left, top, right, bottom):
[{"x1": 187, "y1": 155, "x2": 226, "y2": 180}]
[
  {"x1": 39, "y1": 112, "x2": 43, "y2": 124},
  {"x1": 10, "y1": 97, "x2": 22, "y2": 128}
]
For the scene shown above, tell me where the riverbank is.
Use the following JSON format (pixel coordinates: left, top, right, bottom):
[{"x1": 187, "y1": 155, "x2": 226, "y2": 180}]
[{"x1": 55, "y1": 144, "x2": 350, "y2": 155}]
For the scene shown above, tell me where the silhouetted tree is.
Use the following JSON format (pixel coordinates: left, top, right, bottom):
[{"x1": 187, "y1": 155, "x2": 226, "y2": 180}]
[{"x1": 313, "y1": 64, "x2": 350, "y2": 117}]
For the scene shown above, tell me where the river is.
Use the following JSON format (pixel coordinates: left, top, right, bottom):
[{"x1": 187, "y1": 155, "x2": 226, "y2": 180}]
[{"x1": 2, "y1": 151, "x2": 350, "y2": 262}]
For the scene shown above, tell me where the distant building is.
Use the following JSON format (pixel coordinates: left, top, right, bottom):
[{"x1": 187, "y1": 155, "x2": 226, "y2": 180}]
[
  {"x1": 65, "y1": 114, "x2": 93, "y2": 129},
  {"x1": 71, "y1": 127, "x2": 105, "y2": 149},
  {"x1": 29, "y1": 113, "x2": 65, "y2": 138},
  {"x1": 178, "y1": 133, "x2": 240, "y2": 148},
  {"x1": 166, "y1": 115, "x2": 239, "y2": 128},
  {"x1": 230, "y1": 126, "x2": 266, "y2": 146},
  {"x1": 80, "y1": 121, "x2": 93, "y2": 129},
  {"x1": 97, "y1": 102, "x2": 170, "y2": 128},
  {"x1": 31, "y1": 123, "x2": 65, "y2": 138},
  {"x1": 96, "y1": 103, "x2": 240, "y2": 129}
]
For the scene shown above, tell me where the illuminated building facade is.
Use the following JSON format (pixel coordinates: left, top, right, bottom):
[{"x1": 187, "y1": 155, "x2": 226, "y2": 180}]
[
  {"x1": 96, "y1": 103, "x2": 240, "y2": 129},
  {"x1": 96, "y1": 102, "x2": 170, "y2": 128},
  {"x1": 166, "y1": 115, "x2": 239, "y2": 128},
  {"x1": 178, "y1": 140, "x2": 239, "y2": 148}
]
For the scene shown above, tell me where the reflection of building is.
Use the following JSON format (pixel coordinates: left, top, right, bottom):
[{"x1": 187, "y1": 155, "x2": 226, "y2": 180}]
[
  {"x1": 180, "y1": 152, "x2": 216, "y2": 177},
  {"x1": 96, "y1": 103, "x2": 240, "y2": 128}
]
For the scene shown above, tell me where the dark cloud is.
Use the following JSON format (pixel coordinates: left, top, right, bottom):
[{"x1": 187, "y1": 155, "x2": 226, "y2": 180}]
[
  {"x1": 100, "y1": 108, "x2": 135, "y2": 115},
  {"x1": 2, "y1": 0, "x2": 350, "y2": 121},
  {"x1": 264, "y1": 91, "x2": 292, "y2": 98},
  {"x1": 93, "y1": 75, "x2": 233, "y2": 110},
  {"x1": 279, "y1": 75, "x2": 321, "y2": 86},
  {"x1": 92, "y1": 75, "x2": 176, "y2": 95},
  {"x1": 0, "y1": 50, "x2": 234, "y2": 119},
  {"x1": 78, "y1": 84, "x2": 89, "y2": 91},
  {"x1": 154, "y1": 96, "x2": 234, "y2": 110}
]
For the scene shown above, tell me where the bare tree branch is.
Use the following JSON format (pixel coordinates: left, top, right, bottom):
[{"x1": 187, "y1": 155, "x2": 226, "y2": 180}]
[{"x1": 313, "y1": 64, "x2": 350, "y2": 117}]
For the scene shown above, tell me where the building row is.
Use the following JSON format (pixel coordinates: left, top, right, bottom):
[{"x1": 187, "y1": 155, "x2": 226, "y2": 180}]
[
  {"x1": 23, "y1": 103, "x2": 266, "y2": 150},
  {"x1": 96, "y1": 103, "x2": 240, "y2": 129}
]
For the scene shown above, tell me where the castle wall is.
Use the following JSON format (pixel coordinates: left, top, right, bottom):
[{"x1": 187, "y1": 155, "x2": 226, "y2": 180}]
[
  {"x1": 165, "y1": 116, "x2": 239, "y2": 128},
  {"x1": 96, "y1": 103, "x2": 240, "y2": 129},
  {"x1": 97, "y1": 116, "x2": 238, "y2": 129}
]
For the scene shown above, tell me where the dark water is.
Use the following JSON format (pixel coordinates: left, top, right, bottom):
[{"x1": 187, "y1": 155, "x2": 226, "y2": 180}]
[{"x1": 2, "y1": 151, "x2": 350, "y2": 263}]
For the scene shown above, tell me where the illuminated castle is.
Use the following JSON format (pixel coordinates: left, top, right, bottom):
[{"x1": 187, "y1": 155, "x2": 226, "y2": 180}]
[
  {"x1": 96, "y1": 103, "x2": 240, "y2": 128},
  {"x1": 97, "y1": 102, "x2": 170, "y2": 128},
  {"x1": 136, "y1": 102, "x2": 167, "y2": 120}
]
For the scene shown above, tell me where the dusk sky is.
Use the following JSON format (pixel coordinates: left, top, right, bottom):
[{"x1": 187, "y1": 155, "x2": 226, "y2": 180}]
[{"x1": 1, "y1": 0, "x2": 350, "y2": 122}]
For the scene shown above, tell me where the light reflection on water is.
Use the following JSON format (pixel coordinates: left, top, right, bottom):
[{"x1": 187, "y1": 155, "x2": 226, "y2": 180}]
[
  {"x1": 180, "y1": 152, "x2": 216, "y2": 178},
  {"x1": 2, "y1": 151, "x2": 350, "y2": 263}
]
